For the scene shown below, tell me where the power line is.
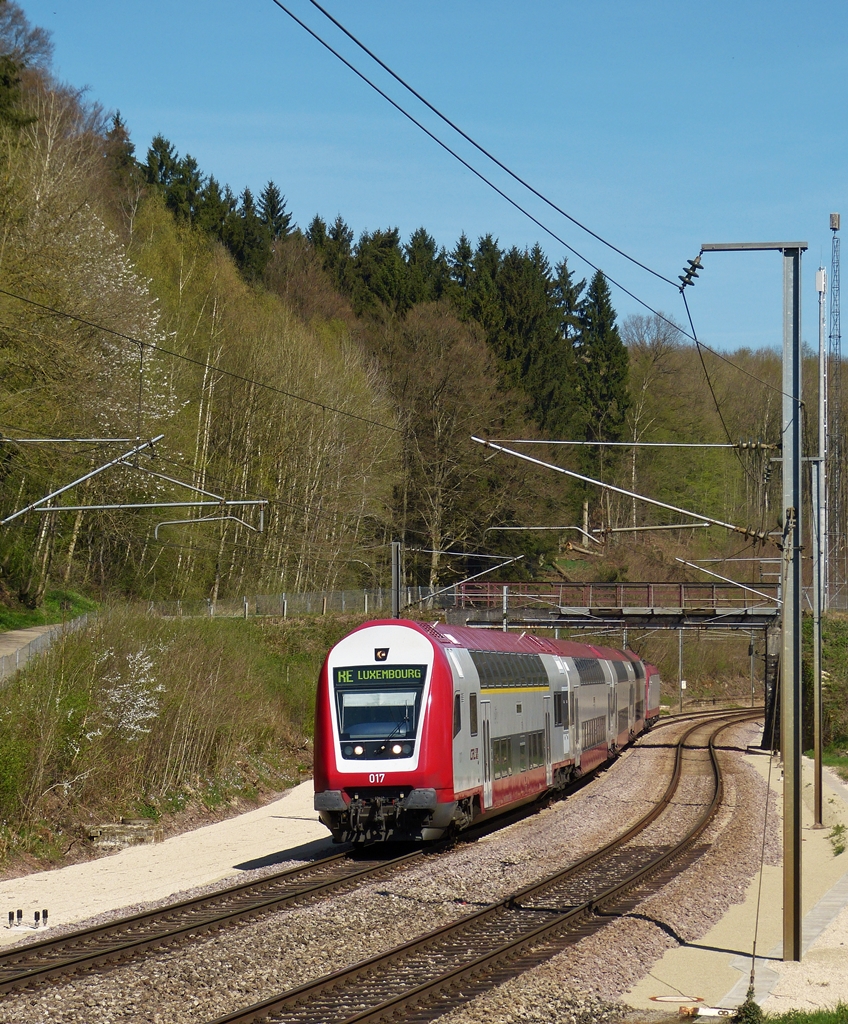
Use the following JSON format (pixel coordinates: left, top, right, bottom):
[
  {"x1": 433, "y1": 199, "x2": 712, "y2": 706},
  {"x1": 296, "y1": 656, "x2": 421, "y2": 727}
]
[
  {"x1": 268, "y1": 0, "x2": 693, "y2": 341},
  {"x1": 0, "y1": 287, "x2": 400, "y2": 434},
  {"x1": 303, "y1": 0, "x2": 677, "y2": 289},
  {"x1": 486, "y1": 438, "x2": 777, "y2": 449}
]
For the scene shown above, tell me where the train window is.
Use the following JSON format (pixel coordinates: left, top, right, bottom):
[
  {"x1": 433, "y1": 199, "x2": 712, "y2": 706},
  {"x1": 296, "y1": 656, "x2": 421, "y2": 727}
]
[
  {"x1": 519, "y1": 736, "x2": 527, "y2": 772},
  {"x1": 494, "y1": 737, "x2": 510, "y2": 779},
  {"x1": 562, "y1": 692, "x2": 570, "y2": 730},
  {"x1": 470, "y1": 693, "x2": 478, "y2": 736},
  {"x1": 453, "y1": 693, "x2": 462, "y2": 738},
  {"x1": 516, "y1": 703, "x2": 522, "y2": 715},
  {"x1": 553, "y1": 692, "x2": 563, "y2": 727},
  {"x1": 573, "y1": 657, "x2": 607, "y2": 685}
]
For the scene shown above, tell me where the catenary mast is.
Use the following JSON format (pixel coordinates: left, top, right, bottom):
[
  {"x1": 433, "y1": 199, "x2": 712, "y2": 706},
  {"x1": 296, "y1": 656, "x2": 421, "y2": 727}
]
[{"x1": 829, "y1": 214, "x2": 843, "y2": 607}]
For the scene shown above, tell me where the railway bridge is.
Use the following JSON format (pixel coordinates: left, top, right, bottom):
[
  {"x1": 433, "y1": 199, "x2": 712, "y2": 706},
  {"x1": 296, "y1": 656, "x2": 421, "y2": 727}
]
[{"x1": 446, "y1": 580, "x2": 780, "y2": 631}]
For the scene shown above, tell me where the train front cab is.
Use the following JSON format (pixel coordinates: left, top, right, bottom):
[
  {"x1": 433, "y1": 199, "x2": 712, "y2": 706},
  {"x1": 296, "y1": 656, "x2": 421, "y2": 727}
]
[{"x1": 313, "y1": 621, "x2": 460, "y2": 842}]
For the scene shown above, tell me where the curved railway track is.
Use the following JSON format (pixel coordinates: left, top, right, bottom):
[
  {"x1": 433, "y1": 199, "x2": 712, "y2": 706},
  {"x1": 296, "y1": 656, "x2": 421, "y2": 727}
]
[
  {"x1": 204, "y1": 710, "x2": 757, "y2": 1024},
  {"x1": 0, "y1": 707, "x2": 757, "y2": 1001}
]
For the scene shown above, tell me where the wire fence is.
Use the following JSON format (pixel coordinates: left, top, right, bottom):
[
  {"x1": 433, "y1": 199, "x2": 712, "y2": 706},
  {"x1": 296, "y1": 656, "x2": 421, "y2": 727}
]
[
  {"x1": 0, "y1": 613, "x2": 94, "y2": 685},
  {"x1": 144, "y1": 588, "x2": 454, "y2": 620}
]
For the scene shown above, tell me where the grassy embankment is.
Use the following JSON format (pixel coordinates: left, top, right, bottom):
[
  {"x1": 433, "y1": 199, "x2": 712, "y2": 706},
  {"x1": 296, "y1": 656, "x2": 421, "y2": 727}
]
[
  {"x1": 804, "y1": 614, "x2": 848, "y2": 781},
  {"x1": 0, "y1": 589, "x2": 97, "y2": 631},
  {"x1": 0, "y1": 608, "x2": 364, "y2": 868},
  {"x1": 758, "y1": 1008, "x2": 848, "y2": 1023}
]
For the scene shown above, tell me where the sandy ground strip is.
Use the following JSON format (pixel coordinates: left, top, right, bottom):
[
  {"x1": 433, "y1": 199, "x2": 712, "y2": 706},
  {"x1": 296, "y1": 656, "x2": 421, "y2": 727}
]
[
  {"x1": 624, "y1": 750, "x2": 848, "y2": 1014},
  {"x1": 0, "y1": 781, "x2": 334, "y2": 946}
]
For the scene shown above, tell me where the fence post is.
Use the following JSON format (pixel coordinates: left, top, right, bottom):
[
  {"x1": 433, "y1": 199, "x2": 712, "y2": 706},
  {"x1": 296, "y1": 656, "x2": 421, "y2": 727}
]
[
  {"x1": 364, "y1": 590, "x2": 368, "y2": 615},
  {"x1": 243, "y1": 596, "x2": 248, "y2": 619},
  {"x1": 322, "y1": 596, "x2": 327, "y2": 615}
]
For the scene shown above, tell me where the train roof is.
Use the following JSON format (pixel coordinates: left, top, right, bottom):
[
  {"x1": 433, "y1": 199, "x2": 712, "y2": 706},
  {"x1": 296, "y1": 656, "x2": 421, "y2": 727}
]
[{"x1": 347, "y1": 619, "x2": 642, "y2": 664}]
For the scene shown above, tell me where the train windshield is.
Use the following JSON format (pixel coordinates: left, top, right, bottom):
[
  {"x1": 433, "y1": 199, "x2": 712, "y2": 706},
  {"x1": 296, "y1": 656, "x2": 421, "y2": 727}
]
[{"x1": 333, "y1": 664, "x2": 426, "y2": 740}]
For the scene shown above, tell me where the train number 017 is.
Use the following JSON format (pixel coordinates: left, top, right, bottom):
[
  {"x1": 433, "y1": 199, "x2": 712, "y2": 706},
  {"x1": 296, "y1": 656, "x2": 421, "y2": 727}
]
[{"x1": 368, "y1": 772, "x2": 386, "y2": 783}]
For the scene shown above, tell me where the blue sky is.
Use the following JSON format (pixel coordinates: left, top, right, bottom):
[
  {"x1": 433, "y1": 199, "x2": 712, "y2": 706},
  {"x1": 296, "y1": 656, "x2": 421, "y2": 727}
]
[{"x1": 21, "y1": 0, "x2": 848, "y2": 352}]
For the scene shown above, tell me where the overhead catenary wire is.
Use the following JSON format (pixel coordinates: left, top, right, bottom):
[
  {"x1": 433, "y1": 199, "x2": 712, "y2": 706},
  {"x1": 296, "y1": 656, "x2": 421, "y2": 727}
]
[
  {"x1": 486, "y1": 439, "x2": 778, "y2": 450},
  {"x1": 473, "y1": 436, "x2": 770, "y2": 540},
  {"x1": 302, "y1": 0, "x2": 677, "y2": 289},
  {"x1": 276, "y1": 2, "x2": 800, "y2": 418},
  {"x1": 268, "y1": 0, "x2": 691, "y2": 340},
  {"x1": 680, "y1": 287, "x2": 760, "y2": 485},
  {"x1": 0, "y1": 287, "x2": 400, "y2": 435}
]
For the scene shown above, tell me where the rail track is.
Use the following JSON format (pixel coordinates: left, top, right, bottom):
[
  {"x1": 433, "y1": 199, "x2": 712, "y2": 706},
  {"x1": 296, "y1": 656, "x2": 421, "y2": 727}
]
[
  {"x1": 0, "y1": 706, "x2": 758, "y2": 1000},
  {"x1": 204, "y1": 710, "x2": 756, "y2": 1024},
  {"x1": 0, "y1": 846, "x2": 432, "y2": 993}
]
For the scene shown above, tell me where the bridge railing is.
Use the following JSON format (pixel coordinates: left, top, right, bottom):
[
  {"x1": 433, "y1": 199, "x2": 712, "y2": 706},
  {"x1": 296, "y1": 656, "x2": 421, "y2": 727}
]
[{"x1": 456, "y1": 581, "x2": 780, "y2": 610}]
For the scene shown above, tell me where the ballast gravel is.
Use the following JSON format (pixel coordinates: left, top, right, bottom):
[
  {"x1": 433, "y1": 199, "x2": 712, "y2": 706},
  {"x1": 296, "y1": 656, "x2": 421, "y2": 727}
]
[{"x1": 1, "y1": 719, "x2": 777, "y2": 1024}]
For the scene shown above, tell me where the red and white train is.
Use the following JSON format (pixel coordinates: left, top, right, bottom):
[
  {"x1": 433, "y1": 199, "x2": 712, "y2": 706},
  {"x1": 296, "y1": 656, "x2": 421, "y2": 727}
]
[{"x1": 314, "y1": 619, "x2": 661, "y2": 842}]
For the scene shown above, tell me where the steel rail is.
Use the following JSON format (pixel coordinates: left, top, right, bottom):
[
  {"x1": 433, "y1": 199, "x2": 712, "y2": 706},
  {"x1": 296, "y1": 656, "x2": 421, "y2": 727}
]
[
  {"x1": 206, "y1": 711, "x2": 757, "y2": 1024},
  {"x1": 0, "y1": 766, "x2": 599, "y2": 992},
  {"x1": 0, "y1": 848, "x2": 428, "y2": 993}
]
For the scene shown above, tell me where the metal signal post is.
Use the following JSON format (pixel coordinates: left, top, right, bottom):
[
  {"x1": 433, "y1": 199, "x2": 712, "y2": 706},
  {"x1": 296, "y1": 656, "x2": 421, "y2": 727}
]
[{"x1": 701, "y1": 240, "x2": 807, "y2": 962}]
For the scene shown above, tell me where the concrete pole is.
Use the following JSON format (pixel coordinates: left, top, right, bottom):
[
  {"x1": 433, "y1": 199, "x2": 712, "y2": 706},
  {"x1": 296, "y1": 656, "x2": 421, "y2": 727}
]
[
  {"x1": 781, "y1": 245, "x2": 804, "y2": 962},
  {"x1": 818, "y1": 267, "x2": 829, "y2": 611},
  {"x1": 812, "y1": 460, "x2": 824, "y2": 827}
]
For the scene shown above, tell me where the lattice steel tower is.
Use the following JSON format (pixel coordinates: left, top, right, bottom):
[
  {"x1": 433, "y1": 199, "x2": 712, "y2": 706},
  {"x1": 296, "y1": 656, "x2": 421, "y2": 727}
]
[{"x1": 829, "y1": 213, "x2": 843, "y2": 607}]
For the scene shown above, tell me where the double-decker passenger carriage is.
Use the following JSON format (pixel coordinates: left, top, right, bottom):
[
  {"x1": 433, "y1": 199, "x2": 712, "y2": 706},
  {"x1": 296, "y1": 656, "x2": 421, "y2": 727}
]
[{"x1": 314, "y1": 620, "x2": 661, "y2": 842}]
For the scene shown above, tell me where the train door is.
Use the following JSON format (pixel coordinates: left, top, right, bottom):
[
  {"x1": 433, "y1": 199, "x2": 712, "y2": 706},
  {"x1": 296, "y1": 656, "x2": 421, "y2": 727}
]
[
  {"x1": 570, "y1": 687, "x2": 580, "y2": 762},
  {"x1": 543, "y1": 695, "x2": 552, "y2": 787},
  {"x1": 481, "y1": 699, "x2": 493, "y2": 809}
]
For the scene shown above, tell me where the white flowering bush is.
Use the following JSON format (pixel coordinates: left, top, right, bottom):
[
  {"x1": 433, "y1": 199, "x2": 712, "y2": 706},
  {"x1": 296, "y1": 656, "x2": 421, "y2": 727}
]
[{"x1": 100, "y1": 645, "x2": 165, "y2": 740}]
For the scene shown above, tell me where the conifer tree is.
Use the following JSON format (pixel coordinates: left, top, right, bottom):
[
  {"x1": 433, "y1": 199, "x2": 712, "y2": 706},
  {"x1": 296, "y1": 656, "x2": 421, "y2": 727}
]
[
  {"x1": 325, "y1": 215, "x2": 354, "y2": 291},
  {"x1": 553, "y1": 258, "x2": 585, "y2": 342},
  {"x1": 306, "y1": 214, "x2": 328, "y2": 250},
  {"x1": 575, "y1": 270, "x2": 629, "y2": 478},
  {"x1": 223, "y1": 187, "x2": 272, "y2": 280},
  {"x1": 259, "y1": 180, "x2": 292, "y2": 238},
  {"x1": 350, "y1": 227, "x2": 408, "y2": 318},
  {"x1": 0, "y1": 53, "x2": 32, "y2": 130},
  {"x1": 104, "y1": 112, "x2": 137, "y2": 182},
  {"x1": 195, "y1": 175, "x2": 232, "y2": 237},
  {"x1": 145, "y1": 134, "x2": 178, "y2": 188},
  {"x1": 404, "y1": 227, "x2": 448, "y2": 305},
  {"x1": 447, "y1": 232, "x2": 474, "y2": 315},
  {"x1": 167, "y1": 153, "x2": 204, "y2": 221}
]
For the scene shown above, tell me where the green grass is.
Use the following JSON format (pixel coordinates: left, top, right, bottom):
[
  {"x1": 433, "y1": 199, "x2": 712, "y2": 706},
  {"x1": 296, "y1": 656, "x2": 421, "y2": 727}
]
[
  {"x1": 0, "y1": 589, "x2": 97, "y2": 631},
  {"x1": 807, "y1": 743, "x2": 848, "y2": 782},
  {"x1": 0, "y1": 608, "x2": 360, "y2": 867},
  {"x1": 764, "y1": 1006, "x2": 848, "y2": 1023}
]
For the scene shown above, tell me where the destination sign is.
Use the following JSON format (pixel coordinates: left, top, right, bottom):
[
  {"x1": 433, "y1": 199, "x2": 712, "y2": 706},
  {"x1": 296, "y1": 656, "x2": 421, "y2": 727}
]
[{"x1": 334, "y1": 664, "x2": 426, "y2": 686}]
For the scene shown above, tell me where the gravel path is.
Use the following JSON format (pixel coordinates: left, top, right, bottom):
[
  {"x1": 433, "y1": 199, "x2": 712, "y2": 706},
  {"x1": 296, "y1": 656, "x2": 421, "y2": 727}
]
[{"x1": 1, "y1": 718, "x2": 772, "y2": 1024}]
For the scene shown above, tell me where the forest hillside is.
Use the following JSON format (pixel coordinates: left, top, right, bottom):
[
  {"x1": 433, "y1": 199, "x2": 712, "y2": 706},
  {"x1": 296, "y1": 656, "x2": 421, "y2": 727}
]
[{"x1": 0, "y1": 3, "x2": 830, "y2": 615}]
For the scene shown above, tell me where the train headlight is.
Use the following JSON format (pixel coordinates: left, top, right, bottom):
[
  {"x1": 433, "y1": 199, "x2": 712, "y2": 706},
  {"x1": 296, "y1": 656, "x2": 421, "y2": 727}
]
[
  {"x1": 391, "y1": 743, "x2": 403, "y2": 755},
  {"x1": 353, "y1": 745, "x2": 365, "y2": 756},
  {"x1": 343, "y1": 745, "x2": 353, "y2": 757},
  {"x1": 402, "y1": 743, "x2": 412, "y2": 755}
]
